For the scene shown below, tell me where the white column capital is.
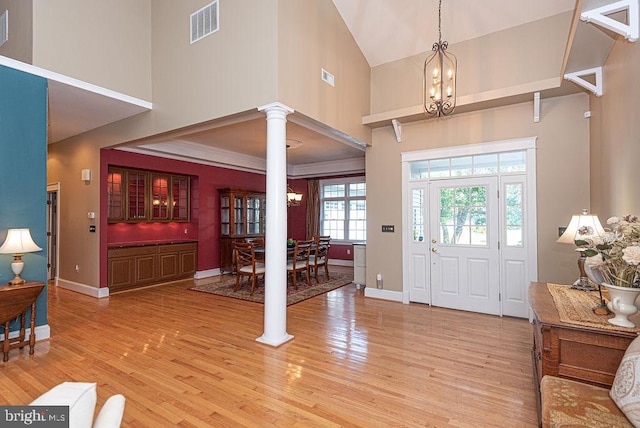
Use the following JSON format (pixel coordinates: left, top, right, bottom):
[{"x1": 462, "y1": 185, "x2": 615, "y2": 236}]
[{"x1": 257, "y1": 102, "x2": 294, "y2": 117}]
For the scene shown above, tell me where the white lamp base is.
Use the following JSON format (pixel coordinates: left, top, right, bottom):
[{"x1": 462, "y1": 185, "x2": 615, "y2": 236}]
[{"x1": 8, "y1": 257, "x2": 25, "y2": 285}]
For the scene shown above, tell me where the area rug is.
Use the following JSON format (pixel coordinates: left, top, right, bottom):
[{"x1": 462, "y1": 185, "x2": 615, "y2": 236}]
[
  {"x1": 189, "y1": 272, "x2": 354, "y2": 306},
  {"x1": 546, "y1": 283, "x2": 640, "y2": 332}
]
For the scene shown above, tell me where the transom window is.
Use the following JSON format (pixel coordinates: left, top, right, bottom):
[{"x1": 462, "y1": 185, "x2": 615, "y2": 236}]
[
  {"x1": 409, "y1": 150, "x2": 526, "y2": 179},
  {"x1": 320, "y1": 178, "x2": 366, "y2": 242}
]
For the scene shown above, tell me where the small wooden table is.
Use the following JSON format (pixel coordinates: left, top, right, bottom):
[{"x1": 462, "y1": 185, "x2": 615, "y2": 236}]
[{"x1": 0, "y1": 281, "x2": 45, "y2": 362}]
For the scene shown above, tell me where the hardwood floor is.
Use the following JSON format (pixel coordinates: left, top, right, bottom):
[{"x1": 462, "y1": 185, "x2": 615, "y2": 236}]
[{"x1": 0, "y1": 269, "x2": 538, "y2": 427}]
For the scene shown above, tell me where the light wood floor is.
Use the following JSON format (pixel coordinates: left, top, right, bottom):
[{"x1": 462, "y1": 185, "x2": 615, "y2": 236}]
[{"x1": 0, "y1": 268, "x2": 538, "y2": 427}]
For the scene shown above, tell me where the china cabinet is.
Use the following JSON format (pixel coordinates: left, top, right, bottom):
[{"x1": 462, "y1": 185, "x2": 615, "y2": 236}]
[{"x1": 218, "y1": 188, "x2": 266, "y2": 273}]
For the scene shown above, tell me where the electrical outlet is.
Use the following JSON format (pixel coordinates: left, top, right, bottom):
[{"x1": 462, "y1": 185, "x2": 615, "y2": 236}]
[
  {"x1": 346, "y1": 249, "x2": 351, "y2": 255},
  {"x1": 75, "y1": 265, "x2": 79, "y2": 273}
]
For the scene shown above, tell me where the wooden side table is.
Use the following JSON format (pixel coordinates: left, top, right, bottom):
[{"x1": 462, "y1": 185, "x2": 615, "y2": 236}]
[{"x1": 0, "y1": 281, "x2": 45, "y2": 362}]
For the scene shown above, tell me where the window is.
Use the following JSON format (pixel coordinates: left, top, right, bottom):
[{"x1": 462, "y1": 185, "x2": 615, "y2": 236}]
[
  {"x1": 320, "y1": 178, "x2": 366, "y2": 241},
  {"x1": 409, "y1": 150, "x2": 526, "y2": 179}
]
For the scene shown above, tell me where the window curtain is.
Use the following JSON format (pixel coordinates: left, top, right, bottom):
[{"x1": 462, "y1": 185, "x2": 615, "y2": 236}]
[{"x1": 306, "y1": 179, "x2": 320, "y2": 239}]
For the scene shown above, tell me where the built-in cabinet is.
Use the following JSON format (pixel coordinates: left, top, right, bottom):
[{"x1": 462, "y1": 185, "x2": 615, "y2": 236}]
[
  {"x1": 219, "y1": 188, "x2": 266, "y2": 273},
  {"x1": 107, "y1": 167, "x2": 190, "y2": 223},
  {"x1": 107, "y1": 242, "x2": 197, "y2": 292}
]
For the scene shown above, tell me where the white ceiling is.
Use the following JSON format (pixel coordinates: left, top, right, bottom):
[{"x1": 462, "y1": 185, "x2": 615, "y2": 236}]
[{"x1": 37, "y1": 0, "x2": 625, "y2": 177}]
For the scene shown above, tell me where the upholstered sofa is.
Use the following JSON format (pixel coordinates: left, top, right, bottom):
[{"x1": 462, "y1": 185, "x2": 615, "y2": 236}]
[
  {"x1": 29, "y1": 382, "x2": 125, "y2": 428},
  {"x1": 540, "y1": 334, "x2": 640, "y2": 428}
]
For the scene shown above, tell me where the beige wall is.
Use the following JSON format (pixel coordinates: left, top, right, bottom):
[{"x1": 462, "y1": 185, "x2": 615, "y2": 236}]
[
  {"x1": 370, "y1": 12, "x2": 572, "y2": 114},
  {"x1": 277, "y1": 0, "x2": 371, "y2": 144},
  {"x1": 590, "y1": 37, "x2": 640, "y2": 218},
  {"x1": 150, "y1": 0, "x2": 278, "y2": 131},
  {"x1": 366, "y1": 93, "x2": 591, "y2": 292},
  {"x1": 48, "y1": 137, "x2": 101, "y2": 287},
  {"x1": 0, "y1": 0, "x2": 33, "y2": 63},
  {"x1": 32, "y1": 0, "x2": 152, "y2": 100}
]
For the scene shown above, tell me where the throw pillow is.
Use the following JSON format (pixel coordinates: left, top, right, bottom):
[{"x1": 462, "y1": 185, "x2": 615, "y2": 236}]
[
  {"x1": 92, "y1": 394, "x2": 126, "y2": 428},
  {"x1": 611, "y1": 335, "x2": 640, "y2": 425},
  {"x1": 30, "y1": 382, "x2": 97, "y2": 428}
]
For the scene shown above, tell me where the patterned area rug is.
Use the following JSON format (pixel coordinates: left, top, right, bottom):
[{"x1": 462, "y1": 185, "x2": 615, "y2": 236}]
[
  {"x1": 547, "y1": 283, "x2": 640, "y2": 332},
  {"x1": 189, "y1": 272, "x2": 354, "y2": 306}
]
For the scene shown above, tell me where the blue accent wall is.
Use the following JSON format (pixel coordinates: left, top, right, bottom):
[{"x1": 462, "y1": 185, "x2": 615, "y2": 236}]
[{"x1": 0, "y1": 65, "x2": 48, "y2": 328}]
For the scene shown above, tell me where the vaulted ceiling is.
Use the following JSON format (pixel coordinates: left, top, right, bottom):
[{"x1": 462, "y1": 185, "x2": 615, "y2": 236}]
[{"x1": 41, "y1": 0, "x2": 626, "y2": 177}]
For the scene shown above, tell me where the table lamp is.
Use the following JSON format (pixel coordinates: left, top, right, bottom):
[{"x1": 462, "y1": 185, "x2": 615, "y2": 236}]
[
  {"x1": 557, "y1": 209, "x2": 604, "y2": 292},
  {"x1": 0, "y1": 228, "x2": 42, "y2": 285}
]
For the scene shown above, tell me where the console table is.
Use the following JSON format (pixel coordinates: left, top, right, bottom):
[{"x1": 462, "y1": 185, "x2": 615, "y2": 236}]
[{"x1": 0, "y1": 281, "x2": 45, "y2": 362}]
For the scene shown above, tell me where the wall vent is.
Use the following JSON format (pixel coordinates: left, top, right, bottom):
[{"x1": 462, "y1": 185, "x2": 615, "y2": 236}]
[
  {"x1": 190, "y1": 1, "x2": 218, "y2": 44},
  {"x1": 0, "y1": 10, "x2": 8, "y2": 48},
  {"x1": 321, "y1": 68, "x2": 335, "y2": 87}
]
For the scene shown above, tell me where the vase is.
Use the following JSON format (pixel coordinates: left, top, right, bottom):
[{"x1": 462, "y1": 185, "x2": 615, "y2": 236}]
[{"x1": 603, "y1": 283, "x2": 640, "y2": 328}]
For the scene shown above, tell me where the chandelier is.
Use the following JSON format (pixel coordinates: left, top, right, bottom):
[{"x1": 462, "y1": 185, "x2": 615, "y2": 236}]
[
  {"x1": 287, "y1": 185, "x2": 303, "y2": 207},
  {"x1": 423, "y1": 0, "x2": 457, "y2": 117}
]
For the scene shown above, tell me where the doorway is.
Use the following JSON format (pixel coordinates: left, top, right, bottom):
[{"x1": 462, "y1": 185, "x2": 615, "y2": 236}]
[
  {"x1": 402, "y1": 138, "x2": 538, "y2": 318},
  {"x1": 47, "y1": 184, "x2": 59, "y2": 281}
]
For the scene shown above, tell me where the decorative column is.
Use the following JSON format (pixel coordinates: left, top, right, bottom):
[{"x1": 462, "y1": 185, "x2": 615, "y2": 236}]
[{"x1": 256, "y1": 102, "x2": 294, "y2": 347}]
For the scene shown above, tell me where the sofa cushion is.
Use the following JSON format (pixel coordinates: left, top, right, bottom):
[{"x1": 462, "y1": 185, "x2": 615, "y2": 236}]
[
  {"x1": 611, "y1": 335, "x2": 640, "y2": 425},
  {"x1": 541, "y1": 375, "x2": 631, "y2": 427},
  {"x1": 92, "y1": 394, "x2": 126, "y2": 428},
  {"x1": 30, "y1": 382, "x2": 97, "y2": 428}
]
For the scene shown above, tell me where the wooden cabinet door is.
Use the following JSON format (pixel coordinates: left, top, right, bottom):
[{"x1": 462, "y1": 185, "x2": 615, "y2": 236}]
[
  {"x1": 107, "y1": 257, "x2": 135, "y2": 289},
  {"x1": 171, "y1": 175, "x2": 190, "y2": 221},
  {"x1": 127, "y1": 171, "x2": 149, "y2": 221},
  {"x1": 158, "y1": 252, "x2": 179, "y2": 281},
  {"x1": 150, "y1": 173, "x2": 170, "y2": 221},
  {"x1": 107, "y1": 168, "x2": 126, "y2": 222}
]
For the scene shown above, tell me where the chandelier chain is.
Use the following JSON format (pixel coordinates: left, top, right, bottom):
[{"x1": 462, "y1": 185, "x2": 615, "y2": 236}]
[{"x1": 438, "y1": 0, "x2": 442, "y2": 43}]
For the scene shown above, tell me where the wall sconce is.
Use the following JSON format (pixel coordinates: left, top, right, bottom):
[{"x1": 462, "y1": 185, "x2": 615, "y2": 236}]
[
  {"x1": 287, "y1": 185, "x2": 303, "y2": 207},
  {"x1": 0, "y1": 228, "x2": 42, "y2": 285},
  {"x1": 81, "y1": 169, "x2": 91, "y2": 182}
]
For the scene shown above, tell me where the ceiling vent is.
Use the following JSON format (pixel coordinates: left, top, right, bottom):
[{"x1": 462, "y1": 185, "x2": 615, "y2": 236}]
[
  {"x1": 0, "y1": 10, "x2": 7, "y2": 48},
  {"x1": 190, "y1": 1, "x2": 218, "y2": 44}
]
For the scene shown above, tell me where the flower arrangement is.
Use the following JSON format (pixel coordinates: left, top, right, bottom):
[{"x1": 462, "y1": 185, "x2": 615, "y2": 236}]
[{"x1": 579, "y1": 215, "x2": 640, "y2": 288}]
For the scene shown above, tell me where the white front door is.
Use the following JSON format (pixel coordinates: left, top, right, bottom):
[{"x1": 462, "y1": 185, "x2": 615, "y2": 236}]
[{"x1": 429, "y1": 177, "x2": 500, "y2": 315}]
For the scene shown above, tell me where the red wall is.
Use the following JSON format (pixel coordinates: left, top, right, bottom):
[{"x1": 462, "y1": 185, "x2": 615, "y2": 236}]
[{"x1": 100, "y1": 149, "x2": 310, "y2": 286}]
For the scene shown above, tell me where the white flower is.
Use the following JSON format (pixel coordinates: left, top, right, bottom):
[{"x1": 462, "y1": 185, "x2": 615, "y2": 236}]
[
  {"x1": 608, "y1": 216, "x2": 620, "y2": 225},
  {"x1": 622, "y1": 246, "x2": 640, "y2": 266},
  {"x1": 586, "y1": 254, "x2": 606, "y2": 268}
]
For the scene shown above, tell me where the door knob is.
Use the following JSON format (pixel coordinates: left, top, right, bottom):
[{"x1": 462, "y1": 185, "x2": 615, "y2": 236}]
[
  {"x1": 432, "y1": 239, "x2": 437, "y2": 244},
  {"x1": 431, "y1": 247, "x2": 439, "y2": 254}
]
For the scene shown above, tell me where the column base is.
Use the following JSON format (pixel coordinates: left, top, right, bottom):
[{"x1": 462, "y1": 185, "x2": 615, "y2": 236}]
[{"x1": 256, "y1": 333, "x2": 294, "y2": 347}]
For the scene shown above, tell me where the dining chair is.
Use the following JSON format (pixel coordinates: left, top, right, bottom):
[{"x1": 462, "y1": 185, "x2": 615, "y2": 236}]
[
  {"x1": 310, "y1": 235, "x2": 331, "y2": 282},
  {"x1": 287, "y1": 239, "x2": 313, "y2": 289},
  {"x1": 234, "y1": 241, "x2": 265, "y2": 295},
  {"x1": 245, "y1": 237, "x2": 265, "y2": 248}
]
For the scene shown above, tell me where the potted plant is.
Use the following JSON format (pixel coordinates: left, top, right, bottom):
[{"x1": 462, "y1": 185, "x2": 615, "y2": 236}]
[{"x1": 579, "y1": 215, "x2": 640, "y2": 327}]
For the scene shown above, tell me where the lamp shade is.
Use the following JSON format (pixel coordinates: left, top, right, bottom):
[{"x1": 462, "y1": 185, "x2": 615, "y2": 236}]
[
  {"x1": 557, "y1": 210, "x2": 605, "y2": 244},
  {"x1": 0, "y1": 229, "x2": 42, "y2": 254}
]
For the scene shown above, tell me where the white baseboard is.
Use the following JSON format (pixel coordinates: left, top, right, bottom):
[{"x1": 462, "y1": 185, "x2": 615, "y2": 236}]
[
  {"x1": 195, "y1": 268, "x2": 220, "y2": 279},
  {"x1": 0, "y1": 324, "x2": 50, "y2": 342},
  {"x1": 329, "y1": 259, "x2": 354, "y2": 267},
  {"x1": 56, "y1": 278, "x2": 109, "y2": 298},
  {"x1": 364, "y1": 287, "x2": 403, "y2": 302}
]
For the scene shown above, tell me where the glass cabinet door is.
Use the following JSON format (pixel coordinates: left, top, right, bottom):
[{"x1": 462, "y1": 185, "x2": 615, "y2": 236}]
[
  {"x1": 246, "y1": 196, "x2": 262, "y2": 235},
  {"x1": 151, "y1": 174, "x2": 170, "y2": 220},
  {"x1": 220, "y1": 196, "x2": 230, "y2": 235},
  {"x1": 107, "y1": 168, "x2": 125, "y2": 222},
  {"x1": 127, "y1": 171, "x2": 148, "y2": 221},
  {"x1": 171, "y1": 176, "x2": 189, "y2": 221},
  {"x1": 234, "y1": 196, "x2": 245, "y2": 234}
]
